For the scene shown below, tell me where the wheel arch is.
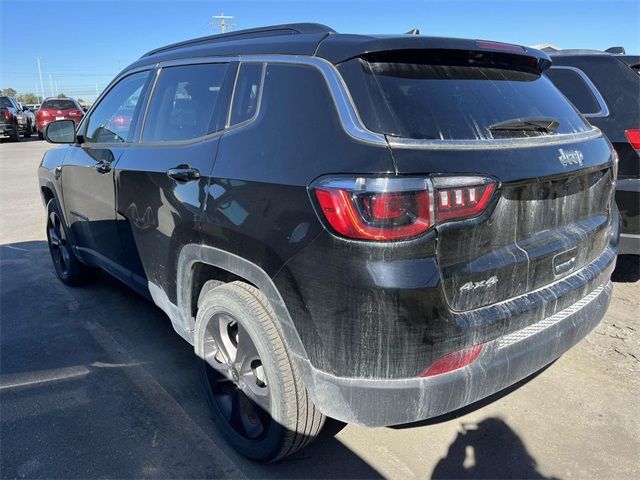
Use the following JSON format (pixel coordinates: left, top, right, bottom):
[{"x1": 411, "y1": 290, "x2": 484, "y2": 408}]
[{"x1": 174, "y1": 244, "x2": 312, "y2": 372}]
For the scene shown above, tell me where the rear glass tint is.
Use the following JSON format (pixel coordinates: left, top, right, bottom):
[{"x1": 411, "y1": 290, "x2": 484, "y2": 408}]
[
  {"x1": 545, "y1": 67, "x2": 603, "y2": 115},
  {"x1": 0, "y1": 97, "x2": 12, "y2": 108},
  {"x1": 339, "y1": 57, "x2": 590, "y2": 140},
  {"x1": 41, "y1": 99, "x2": 77, "y2": 110}
]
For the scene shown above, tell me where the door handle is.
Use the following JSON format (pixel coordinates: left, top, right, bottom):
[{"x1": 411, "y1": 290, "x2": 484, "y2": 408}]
[
  {"x1": 166, "y1": 166, "x2": 200, "y2": 183},
  {"x1": 94, "y1": 161, "x2": 112, "y2": 174}
]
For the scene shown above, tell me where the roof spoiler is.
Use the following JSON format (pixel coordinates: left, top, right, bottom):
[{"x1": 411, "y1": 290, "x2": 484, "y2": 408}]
[
  {"x1": 605, "y1": 46, "x2": 626, "y2": 54},
  {"x1": 317, "y1": 35, "x2": 552, "y2": 71}
]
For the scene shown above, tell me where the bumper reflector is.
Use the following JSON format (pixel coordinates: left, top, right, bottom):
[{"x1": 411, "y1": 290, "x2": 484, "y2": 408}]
[{"x1": 420, "y1": 344, "x2": 484, "y2": 377}]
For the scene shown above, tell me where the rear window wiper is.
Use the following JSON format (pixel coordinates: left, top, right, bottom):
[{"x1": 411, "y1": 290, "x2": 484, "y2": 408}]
[{"x1": 488, "y1": 117, "x2": 560, "y2": 134}]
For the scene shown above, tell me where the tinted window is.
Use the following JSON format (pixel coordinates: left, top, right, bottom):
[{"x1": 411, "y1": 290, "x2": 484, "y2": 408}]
[
  {"x1": 41, "y1": 99, "x2": 77, "y2": 110},
  {"x1": 229, "y1": 63, "x2": 264, "y2": 126},
  {"x1": 546, "y1": 68, "x2": 602, "y2": 115},
  {"x1": 143, "y1": 63, "x2": 228, "y2": 142},
  {"x1": 85, "y1": 71, "x2": 149, "y2": 143},
  {"x1": 340, "y1": 57, "x2": 590, "y2": 140},
  {"x1": 0, "y1": 97, "x2": 11, "y2": 108}
]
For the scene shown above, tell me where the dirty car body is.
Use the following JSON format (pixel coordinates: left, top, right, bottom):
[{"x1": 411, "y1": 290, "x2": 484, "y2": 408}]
[{"x1": 38, "y1": 24, "x2": 618, "y2": 435}]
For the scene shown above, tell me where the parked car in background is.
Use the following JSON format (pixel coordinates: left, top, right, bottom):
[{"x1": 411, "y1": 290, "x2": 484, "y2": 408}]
[
  {"x1": 0, "y1": 95, "x2": 30, "y2": 141},
  {"x1": 545, "y1": 48, "x2": 640, "y2": 254},
  {"x1": 39, "y1": 24, "x2": 618, "y2": 462},
  {"x1": 17, "y1": 102, "x2": 37, "y2": 135},
  {"x1": 36, "y1": 97, "x2": 84, "y2": 140}
]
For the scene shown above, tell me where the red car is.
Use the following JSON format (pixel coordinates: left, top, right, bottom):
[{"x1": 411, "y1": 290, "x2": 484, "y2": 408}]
[{"x1": 36, "y1": 98, "x2": 84, "y2": 139}]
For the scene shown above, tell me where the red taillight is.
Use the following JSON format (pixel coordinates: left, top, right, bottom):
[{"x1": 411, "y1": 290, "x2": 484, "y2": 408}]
[
  {"x1": 313, "y1": 176, "x2": 496, "y2": 241},
  {"x1": 40, "y1": 110, "x2": 50, "y2": 117},
  {"x1": 315, "y1": 188, "x2": 432, "y2": 241},
  {"x1": 625, "y1": 129, "x2": 640, "y2": 150},
  {"x1": 420, "y1": 344, "x2": 484, "y2": 377},
  {"x1": 3, "y1": 110, "x2": 10, "y2": 120},
  {"x1": 69, "y1": 110, "x2": 83, "y2": 117}
]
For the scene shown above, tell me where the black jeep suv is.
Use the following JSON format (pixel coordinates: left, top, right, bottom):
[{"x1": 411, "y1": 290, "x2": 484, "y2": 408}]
[
  {"x1": 544, "y1": 48, "x2": 639, "y2": 255},
  {"x1": 38, "y1": 24, "x2": 618, "y2": 461}
]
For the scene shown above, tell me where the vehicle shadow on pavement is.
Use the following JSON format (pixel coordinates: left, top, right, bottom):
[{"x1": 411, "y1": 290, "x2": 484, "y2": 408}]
[
  {"x1": 430, "y1": 417, "x2": 559, "y2": 479},
  {"x1": 612, "y1": 254, "x2": 640, "y2": 283},
  {"x1": 0, "y1": 241, "x2": 382, "y2": 479}
]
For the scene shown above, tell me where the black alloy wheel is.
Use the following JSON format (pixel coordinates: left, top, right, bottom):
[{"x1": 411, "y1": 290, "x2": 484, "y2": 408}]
[
  {"x1": 47, "y1": 209, "x2": 71, "y2": 278},
  {"x1": 202, "y1": 312, "x2": 272, "y2": 440}
]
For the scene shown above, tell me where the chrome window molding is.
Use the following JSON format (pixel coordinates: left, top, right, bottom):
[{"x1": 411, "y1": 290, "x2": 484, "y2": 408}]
[
  {"x1": 94, "y1": 55, "x2": 605, "y2": 150},
  {"x1": 387, "y1": 127, "x2": 604, "y2": 150},
  {"x1": 233, "y1": 54, "x2": 388, "y2": 145},
  {"x1": 549, "y1": 65, "x2": 610, "y2": 118}
]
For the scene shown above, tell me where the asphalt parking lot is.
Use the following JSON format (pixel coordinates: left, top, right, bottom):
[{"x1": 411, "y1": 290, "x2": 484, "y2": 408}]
[{"x1": 1, "y1": 138, "x2": 639, "y2": 479}]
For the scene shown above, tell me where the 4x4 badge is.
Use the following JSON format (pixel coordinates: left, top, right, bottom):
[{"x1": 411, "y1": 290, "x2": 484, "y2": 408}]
[
  {"x1": 558, "y1": 148, "x2": 584, "y2": 167},
  {"x1": 460, "y1": 276, "x2": 499, "y2": 292}
]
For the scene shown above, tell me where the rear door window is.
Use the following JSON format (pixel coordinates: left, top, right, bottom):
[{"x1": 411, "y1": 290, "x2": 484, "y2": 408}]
[
  {"x1": 339, "y1": 54, "x2": 591, "y2": 141},
  {"x1": 142, "y1": 63, "x2": 229, "y2": 142},
  {"x1": 545, "y1": 67, "x2": 605, "y2": 115},
  {"x1": 228, "y1": 62, "x2": 264, "y2": 126}
]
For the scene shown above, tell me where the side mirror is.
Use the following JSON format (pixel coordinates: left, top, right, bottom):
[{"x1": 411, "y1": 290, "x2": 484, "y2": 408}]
[{"x1": 45, "y1": 120, "x2": 77, "y2": 144}]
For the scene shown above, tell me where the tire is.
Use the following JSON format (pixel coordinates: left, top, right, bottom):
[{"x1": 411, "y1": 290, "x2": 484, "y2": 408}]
[
  {"x1": 46, "y1": 199, "x2": 99, "y2": 286},
  {"x1": 195, "y1": 281, "x2": 325, "y2": 462},
  {"x1": 9, "y1": 123, "x2": 20, "y2": 142},
  {"x1": 23, "y1": 121, "x2": 32, "y2": 138}
]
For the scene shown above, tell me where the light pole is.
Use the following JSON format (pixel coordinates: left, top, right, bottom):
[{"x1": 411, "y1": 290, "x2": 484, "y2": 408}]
[
  {"x1": 36, "y1": 57, "x2": 45, "y2": 101},
  {"x1": 48, "y1": 74, "x2": 54, "y2": 97}
]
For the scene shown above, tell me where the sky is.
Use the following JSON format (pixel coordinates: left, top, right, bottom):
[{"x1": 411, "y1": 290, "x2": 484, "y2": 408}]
[{"x1": 1, "y1": 0, "x2": 638, "y2": 102}]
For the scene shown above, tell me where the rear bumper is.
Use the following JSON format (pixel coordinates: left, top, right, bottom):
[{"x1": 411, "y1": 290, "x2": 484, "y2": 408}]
[{"x1": 300, "y1": 280, "x2": 612, "y2": 427}]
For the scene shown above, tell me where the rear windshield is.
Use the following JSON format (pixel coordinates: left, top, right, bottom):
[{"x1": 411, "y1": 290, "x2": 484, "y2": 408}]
[
  {"x1": 0, "y1": 97, "x2": 12, "y2": 108},
  {"x1": 339, "y1": 55, "x2": 591, "y2": 140},
  {"x1": 41, "y1": 99, "x2": 77, "y2": 110}
]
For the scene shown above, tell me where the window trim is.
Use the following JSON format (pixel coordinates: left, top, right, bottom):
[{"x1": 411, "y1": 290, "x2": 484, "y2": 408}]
[
  {"x1": 77, "y1": 68, "x2": 153, "y2": 145},
  {"x1": 103, "y1": 55, "x2": 603, "y2": 150},
  {"x1": 548, "y1": 65, "x2": 610, "y2": 118}
]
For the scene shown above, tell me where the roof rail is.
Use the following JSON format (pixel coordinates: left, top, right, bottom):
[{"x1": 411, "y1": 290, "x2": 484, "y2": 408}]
[{"x1": 142, "y1": 23, "x2": 335, "y2": 58}]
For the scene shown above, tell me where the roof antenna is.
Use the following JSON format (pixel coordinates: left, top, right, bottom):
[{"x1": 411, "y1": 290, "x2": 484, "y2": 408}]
[
  {"x1": 210, "y1": 12, "x2": 236, "y2": 33},
  {"x1": 405, "y1": 28, "x2": 420, "y2": 35}
]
